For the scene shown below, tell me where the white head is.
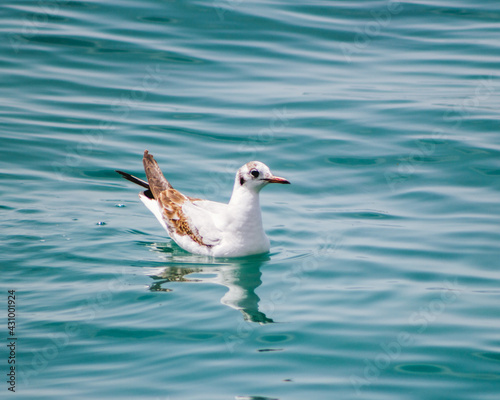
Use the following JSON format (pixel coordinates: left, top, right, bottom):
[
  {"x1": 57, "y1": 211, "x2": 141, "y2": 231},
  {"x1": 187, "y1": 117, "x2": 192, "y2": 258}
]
[{"x1": 236, "y1": 161, "x2": 290, "y2": 192}]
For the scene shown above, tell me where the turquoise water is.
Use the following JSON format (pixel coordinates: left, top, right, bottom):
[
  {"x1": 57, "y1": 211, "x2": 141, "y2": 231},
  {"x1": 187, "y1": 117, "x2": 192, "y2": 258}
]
[{"x1": 2, "y1": 0, "x2": 500, "y2": 398}]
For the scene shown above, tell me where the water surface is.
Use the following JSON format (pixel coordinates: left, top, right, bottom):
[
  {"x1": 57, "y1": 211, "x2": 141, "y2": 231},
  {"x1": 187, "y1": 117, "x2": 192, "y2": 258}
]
[{"x1": 1, "y1": 1, "x2": 500, "y2": 399}]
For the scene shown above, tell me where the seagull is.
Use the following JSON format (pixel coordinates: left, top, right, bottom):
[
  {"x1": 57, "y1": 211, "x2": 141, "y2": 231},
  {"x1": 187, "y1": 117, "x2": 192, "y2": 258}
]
[{"x1": 116, "y1": 150, "x2": 290, "y2": 257}]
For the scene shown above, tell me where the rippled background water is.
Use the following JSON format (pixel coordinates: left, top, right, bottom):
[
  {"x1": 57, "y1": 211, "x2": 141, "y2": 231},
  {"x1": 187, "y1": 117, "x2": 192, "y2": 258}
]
[{"x1": 2, "y1": 1, "x2": 500, "y2": 399}]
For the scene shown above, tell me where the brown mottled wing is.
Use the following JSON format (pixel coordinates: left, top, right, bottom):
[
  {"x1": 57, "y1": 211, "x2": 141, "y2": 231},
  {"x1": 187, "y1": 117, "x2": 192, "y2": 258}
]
[
  {"x1": 142, "y1": 150, "x2": 172, "y2": 198},
  {"x1": 156, "y1": 189, "x2": 207, "y2": 246},
  {"x1": 143, "y1": 150, "x2": 220, "y2": 247}
]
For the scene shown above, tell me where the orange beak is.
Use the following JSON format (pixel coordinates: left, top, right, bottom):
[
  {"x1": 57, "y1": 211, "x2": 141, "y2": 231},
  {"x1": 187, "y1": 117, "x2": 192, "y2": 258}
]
[{"x1": 266, "y1": 176, "x2": 290, "y2": 184}]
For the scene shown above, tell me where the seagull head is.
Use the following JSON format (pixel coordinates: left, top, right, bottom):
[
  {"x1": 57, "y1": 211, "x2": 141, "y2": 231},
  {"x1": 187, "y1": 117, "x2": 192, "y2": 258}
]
[{"x1": 237, "y1": 161, "x2": 290, "y2": 192}]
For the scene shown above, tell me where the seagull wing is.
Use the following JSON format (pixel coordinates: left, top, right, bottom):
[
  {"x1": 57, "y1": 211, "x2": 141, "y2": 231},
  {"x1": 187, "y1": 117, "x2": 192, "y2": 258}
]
[
  {"x1": 191, "y1": 199, "x2": 228, "y2": 214},
  {"x1": 181, "y1": 200, "x2": 223, "y2": 246},
  {"x1": 142, "y1": 150, "x2": 223, "y2": 247},
  {"x1": 149, "y1": 184, "x2": 222, "y2": 248}
]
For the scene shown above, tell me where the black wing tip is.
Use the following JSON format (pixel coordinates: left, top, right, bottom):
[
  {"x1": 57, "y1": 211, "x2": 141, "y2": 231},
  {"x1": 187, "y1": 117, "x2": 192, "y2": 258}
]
[{"x1": 115, "y1": 169, "x2": 150, "y2": 190}]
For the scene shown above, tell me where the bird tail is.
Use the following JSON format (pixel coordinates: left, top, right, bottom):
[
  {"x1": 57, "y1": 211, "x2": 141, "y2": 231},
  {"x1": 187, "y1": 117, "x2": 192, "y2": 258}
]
[{"x1": 142, "y1": 150, "x2": 172, "y2": 198}]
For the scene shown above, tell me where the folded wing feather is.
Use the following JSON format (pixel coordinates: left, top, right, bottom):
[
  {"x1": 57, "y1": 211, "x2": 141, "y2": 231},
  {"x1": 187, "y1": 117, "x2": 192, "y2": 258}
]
[
  {"x1": 142, "y1": 150, "x2": 223, "y2": 248},
  {"x1": 181, "y1": 200, "x2": 223, "y2": 246}
]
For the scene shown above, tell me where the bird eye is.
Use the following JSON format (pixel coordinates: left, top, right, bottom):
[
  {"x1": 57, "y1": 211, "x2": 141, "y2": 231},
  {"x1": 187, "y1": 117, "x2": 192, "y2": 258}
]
[{"x1": 250, "y1": 169, "x2": 259, "y2": 178}]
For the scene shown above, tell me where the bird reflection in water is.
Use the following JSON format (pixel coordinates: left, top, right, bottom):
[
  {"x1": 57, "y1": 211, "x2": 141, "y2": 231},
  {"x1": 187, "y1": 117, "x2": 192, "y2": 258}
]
[{"x1": 146, "y1": 242, "x2": 274, "y2": 324}]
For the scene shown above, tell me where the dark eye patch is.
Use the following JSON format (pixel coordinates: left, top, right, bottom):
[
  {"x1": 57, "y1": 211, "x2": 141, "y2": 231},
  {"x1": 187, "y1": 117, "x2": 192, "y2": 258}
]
[{"x1": 250, "y1": 169, "x2": 259, "y2": 178}]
